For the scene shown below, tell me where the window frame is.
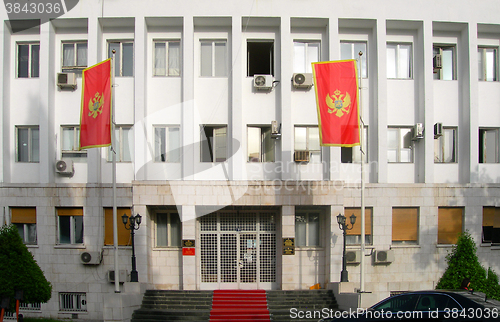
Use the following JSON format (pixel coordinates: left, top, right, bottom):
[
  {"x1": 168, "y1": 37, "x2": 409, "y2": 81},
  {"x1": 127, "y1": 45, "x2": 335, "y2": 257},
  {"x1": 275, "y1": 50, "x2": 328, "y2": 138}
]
[
  {"x1": 482, "y1": 206, "x2": 500, "y2": 245},
  {"x1": 434, "y1": 127, "x2": 457, "y2": 163},
  {"x1": 437, "y1": 207, "x2": 464, "y2": 245},
  {"x1": 478, "y1": 46, "x2": 498, "y2": 81},
  {"x1": 293, "y1": 40, "x2": 320, "y2": 74},
  {"x1": 345, "y1": 207, "x2": 373, "y2": 246},
  {"x1": 59, "y1": 292, "x2": 87, "y2": 312},
  {"x1": 16, "y1": 125, "x2": 39, "y2": 163},
  {"x1": 104, "y1": 207, "x2": 131, "y2": 246},
  {"x1": 386, "y1": 42, "x2": 413, "y2": 79},
  {"x1": 57, "y1": 207, "x2": 84, "y2": 245},
  {"x1": 61, "y1": 125, "x2": 87, "y2": 161},
  {"x1": 201, "y1": 125, "x2": 227, "y2": 163},
  {"x1": 294, "y1": 126, "x2": 321, "y2": 163},
  {"x1": 341, "y1": 126, "x2": 368, "y2": 163},
  {"x1": 107, "y1": 125, "x2": 133, "y2": 162},
  {"x1": 247, "y1": 40, "x2": 274, "y2": 77},
  {"x1": 155, "y1": 211, "x2": 182, "y2": 247},
  {"x1": 247, "y1": 126, "x2": 275, "y2": 163},
  {"x1": 108, "y1": 40, "x2": 134, "y2": 77},
  {"x1": 433, "y1": 44, "x2": 456, "y2": 80},
  {"x1": 61, "y1": 40, "x2": 88, "y2": 73},
  {"x1": 154, "y1": 125, "x2": 181, "y2": 163},
  {"x1": 17, "y1": 42, "x2": 40, "y2": 78},
  {"x1": 479, "y1": 128, "x2": 500, "y2": 163},
  {"x1": 200, "y1": 39, "x2": 228, "y2": 77},
  {"x1": 340, "y1": 41, "x2": 368, "y2": 78},
  {"x1": 11, "y1": 207, "x2": 37, "y2": 245},
  {"x1": 295, "y1": 210, "x2": 322, "y2": 247},
  {"x1": 387, "y1": 127, "x2": 413, "y2": 163},
  {"x1": 153, "y1": 39, "x2": 181, "y2": 77},
  {"x1": 392, "y1": 207, "x2": 419, "y2": 245}
]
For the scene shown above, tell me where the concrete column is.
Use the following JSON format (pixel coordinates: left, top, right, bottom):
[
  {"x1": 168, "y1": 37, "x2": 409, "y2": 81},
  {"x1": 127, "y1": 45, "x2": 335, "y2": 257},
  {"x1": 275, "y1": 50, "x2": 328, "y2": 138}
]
[
  {"x1": 0, "y1": 23, "x2": 11, "y2": 183},
  {"x1": 181, "y1": 205, "x2": 196, "y2": 289},
  {"x1": 134, "y1": 17, "x2": 147, "y2": 181},
  {"x1": 421, "y1": 21, "x2": 435, "y2": 183},
  {"x1": 231, "y1": 16, "x2": 244, "y2": 180},
  {"x1": 280, "y1": 17, "x2": 292, "y2": 181},
  {"x1": 375, "y1": 20, "x2": 388, "y2": 183},
  {"x1": 465, "y1": 23, "x2": 477, "y2": 183},
  {"x1": 182, "y1": 16, "x2": 195, "y2": 181}
]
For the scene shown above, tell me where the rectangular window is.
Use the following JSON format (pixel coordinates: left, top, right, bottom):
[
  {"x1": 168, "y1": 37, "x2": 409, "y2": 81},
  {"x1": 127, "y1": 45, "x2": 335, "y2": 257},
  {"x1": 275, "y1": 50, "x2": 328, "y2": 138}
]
[
  {"x1": 433, "y1": 45, "x2": 456, "y2": 80},
  {"x1": 57, "y1": 208, "x2": 83, "y2": 245},
  {"x1": 154, "y1": 126, "x2": 181, "y2": 162},
  {"x1": 387, "y1": 127, "x2": 413, "y2": 163},
  {"x1": 392, "y1": 207, "x2": 418, "y2": 245},
  {"x1": 62, "y1": 41, "x2": 88, "y2": 73},
  {"x1": 294, "y1": 126, "x2": 321, "y2": 163},
  {"x1": 156, "y1": 212, "x2": 182, "y2": 247},
  {"x1": 108, "y1": 41, "x2": 134, "y2": 77},
  {"x1": 482, "y1": 207, "x2": 500, "y2": 244},
  {"x1": 11, "y1": 207, "x2": 37, "y2": 245},
  {"x1": 479, "y1": 128, "x2": 499, "y2": 163},
  {"x1": 201, "y1": 125, "x2": 227, "y2": 162},
  {"x1": 247, "y1": 126, "x2": 275, "y2": 162},
  {"x1": 341, "y1": 41, "x2": 367, "y2": 78},
  {"x1": 478, "y1": 47, "x2": 497, "y2": 81},
  {"x1": 200, "y1": 40, "x2": 227, "y2": 77},
  {"x1": 107, "y1": 126, "x2": 133, "y2": 162},
  {"x1": 153, "y1": 40, "x2": 181, "y2": 76},
  {"x1": 341, "y1": 126, "x2": 368, "y2": 163},
  {"x1": 438, "y1": 207, "x2": 463, "y2": 245},
  {"x1": 59, "y1": 292, "x2": 86, "y2": 312},
  {"x1": 295, "y1": 211, "x2": 320, "y2": 247},
  {"x1": 104, "y1": 208, "x2": 131, "y2": 246},
  {"x1": 16, "y1": 126, "x2": 39, "y2": 163},
  {"x1": 61, "y1": 126, "x2": 87, "y2": 161},
  {"x1": 17, "y1": 42, "x2": 39, "y2": 78},
  {"x1": 247, "y1": 41, "x2": 274, "y2": 76},
  {"x1": 293, "y1": 41, "x2": 320, "y2": 74},
  {"x1": 434, "y1": 127, "x2": 457, "y2": 163},
  {"x1": 345, "y1": 207, "x2": 373, "y2": 245},
  {"x1": 387, "y1": 43, "x2": 412, "y2": 79}
]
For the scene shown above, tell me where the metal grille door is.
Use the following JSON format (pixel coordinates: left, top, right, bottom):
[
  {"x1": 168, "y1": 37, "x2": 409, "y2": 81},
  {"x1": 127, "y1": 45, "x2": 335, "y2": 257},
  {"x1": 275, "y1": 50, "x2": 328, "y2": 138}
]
[{"x1": 199, "y1": 210, "x2": 277, "y2": 289}]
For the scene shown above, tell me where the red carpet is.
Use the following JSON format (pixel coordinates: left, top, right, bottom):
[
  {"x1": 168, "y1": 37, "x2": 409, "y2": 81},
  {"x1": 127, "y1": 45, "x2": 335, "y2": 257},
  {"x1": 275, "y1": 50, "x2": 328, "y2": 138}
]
[{"x1": 209, "y1": 290, "x2": 270, "y2": 322}]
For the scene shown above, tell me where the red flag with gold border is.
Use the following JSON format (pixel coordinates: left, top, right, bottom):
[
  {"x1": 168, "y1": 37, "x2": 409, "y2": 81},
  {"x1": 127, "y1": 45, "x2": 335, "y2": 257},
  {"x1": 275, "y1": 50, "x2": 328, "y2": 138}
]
[
  {"x1": 79, "y1": 59, "x2": 112, "y2": 150},
  {"x1": 312, "y1": 60, "x2": 360, "y2": 147}
]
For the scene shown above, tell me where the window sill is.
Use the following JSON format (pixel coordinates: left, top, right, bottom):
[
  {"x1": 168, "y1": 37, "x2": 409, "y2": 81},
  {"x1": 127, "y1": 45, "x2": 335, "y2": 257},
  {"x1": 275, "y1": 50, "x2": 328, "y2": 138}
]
[
  {"x1": 26, "y1": 244, "x2": 39, "y2": 248},
  {"x1": 295, "y1": 246, "x2": 324, "y2": 251},
  {"x1": 436, "y1": 244, "x2": 456, "y2": 248},
  {"x1": 54, "y1": 244, "x2": 86, "y2": 249},
  {"x1": 391, "y1": 244, "x2": 421, "y2": 249},
  {"x1": 153, "y1": 246, "x2": 182, "y2": 251},
  {"x1": 103, "y1": 245, "x2": 132, "y2": 249},
  {"x1": 347, "y1": 245, "x2": 374, "y2": 249}
]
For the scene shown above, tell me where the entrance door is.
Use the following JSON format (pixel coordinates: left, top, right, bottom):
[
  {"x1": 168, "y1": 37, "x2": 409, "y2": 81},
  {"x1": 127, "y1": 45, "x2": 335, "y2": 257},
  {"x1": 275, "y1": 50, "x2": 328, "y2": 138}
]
[{"x1": 199, "y1": 209, "x2": 277, "y2": 290}]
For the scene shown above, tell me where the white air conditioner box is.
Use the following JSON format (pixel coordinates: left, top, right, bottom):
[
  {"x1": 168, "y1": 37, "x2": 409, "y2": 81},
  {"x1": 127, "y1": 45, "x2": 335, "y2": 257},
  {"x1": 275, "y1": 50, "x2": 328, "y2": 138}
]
[
  {"x1": 80, "y1": 251, "x2": 102, "y2": 265},
  {"x1": 346, "y1": 250, "x2": 362, "y2": 264},
  {"x1": 253, "y1": 75, "x2": 273, "y2": 90},
  {"x1": 294, "y1": 151, "x2": 310, "y2": 162},
  {"x1": 434, "y1": 123, "x2": 443, "y2": 138},
  {"x1": 433, "y1": 54, "x2": 442, "y2": 69},
  {"x1": 57, "y1": 72, "x2": 77, "y2": 89},
  {"x1": 55, "y1": 159, "x2": 74, "y2": 175},
  {"x1": 292, "y1": 73, "x2": 313, "y2": 88},
  {"x1": 107, "y1": 270, "x2": 128, "y2": 283},
  {"x1": 373, "y1": 250, "x2": 395, "y2": 264},
  {"x1": 413, "y1": 123, "x2": 424, "y2": 140}
]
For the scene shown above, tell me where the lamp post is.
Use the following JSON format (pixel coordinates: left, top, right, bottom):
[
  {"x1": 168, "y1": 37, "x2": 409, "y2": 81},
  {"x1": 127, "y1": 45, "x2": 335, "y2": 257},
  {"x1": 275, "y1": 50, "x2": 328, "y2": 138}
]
[
  {"x1": 337, "y1": 213, "x2": 356, "y2": 282},
  {"x1": 122, "y1": 213, "x2": 142, "y2": 282}
]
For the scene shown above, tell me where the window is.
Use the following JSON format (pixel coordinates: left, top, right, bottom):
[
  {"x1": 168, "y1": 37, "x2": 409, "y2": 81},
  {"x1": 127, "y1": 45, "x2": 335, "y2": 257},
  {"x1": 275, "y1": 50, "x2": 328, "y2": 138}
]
[
  {"x1": 57, "y1": 208, "x2": 83, "y2": 245},
  {"x1": 341, "y1": 41, "x2": 367, "y2": 78},
  {"x1": 201, "y1": 125, "x2": 227, "y2": 162},
  {"x1": 387, "y1": 43, "x2": 412, "y2": 79},
  {"x1": 387, "y1": 127, "x2": 413, "y2": 163},
  {"x1": 153, "y1": 40, "x2": 181, "y2": 76},
  {"x1": 200, "y1": 40, "x2": 227, "y2": 77},
  {"x1": 479, "y1": 128, "x2": 499, "y2": 163},
  {"x1": 392, "y1": 207, "x2": 418, "y2": 245},
  {"x1": 154, "y1": 126, "x2": 180, "y2": 162},
  {"x1": 247, "y1": 126, "x2": 274, "y2": 162},
  {"x1": 438, "y1": 207, "x2": 463, "y2": 244},
  {"x1": 345, "y1": 207, "x2": 372, "y2": 245},
  {"x1": 17, "y1": 42, "x2": 39, "y2": 78},
  {"x1": 104, "y1": 208, "x2": 131, "y2": 246},
  {"x1": 478, "y1": 47, "x2": 497, "y2": 81},
  {"x1": 433, "y1": 45, "x2": 456, "y2": 80},
  {"x1": 293, "y1": 41, "x2": 320, "y2": 73},
  {"x1": 108, "y1": 126, "x2": 133, "y2": 162},
  {"x1": 295, "y1": 211, "x2": 320, "y2": 247},
  {"x1": 247, "y1": 41, "x2": 274, "y2": 76},
  {"x1": 62, "y1": 41, "x2": 87, "y2": 73},
  {"x1": 59, "y1": 292, "x2": 86, "y2": 312},
  {"x1": 342, "y1": 126, "x2": 367, "y2": 163},
  {"x1": 482, "y1": 207, "x2": 500, "y2": 244},
  {"x1": 11, "y1": 207, "x2": 37, "y2": 245},
  {"x1": 61, "y1": 126, "x2": 86, "y2": 160},
  {"x1": 108, "y1": 41, "x2": 134, "y2": 77},
  {"x1": 294, "y1": 126, "x2": 321, "y2": 163},
  {"x1": 16, "y1": 126, "x2": 39, "y2": 162},
  {"x1": 434, "y1": 127, "x2": 457, "y2": 163},
  {"x1": 156, "y1": 211, "x2": 182, "y2": 247}
]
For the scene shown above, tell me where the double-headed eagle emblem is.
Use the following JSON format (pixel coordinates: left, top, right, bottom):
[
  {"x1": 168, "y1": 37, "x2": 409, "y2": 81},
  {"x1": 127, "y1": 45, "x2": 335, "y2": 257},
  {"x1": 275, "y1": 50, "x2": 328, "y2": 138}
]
[
  {"x1": 326, "y1": 89, "x2": 351, "y2": 117},
  {"x1": 88, "y1": 92, "x2": 104, "y2": 119}
]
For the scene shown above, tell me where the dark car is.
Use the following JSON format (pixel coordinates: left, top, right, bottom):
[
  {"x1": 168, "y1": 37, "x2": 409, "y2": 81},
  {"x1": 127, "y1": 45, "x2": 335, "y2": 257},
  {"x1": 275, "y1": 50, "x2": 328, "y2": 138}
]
[{"x1": 319, "y1": 290, "x2": 500, "y2": 321}]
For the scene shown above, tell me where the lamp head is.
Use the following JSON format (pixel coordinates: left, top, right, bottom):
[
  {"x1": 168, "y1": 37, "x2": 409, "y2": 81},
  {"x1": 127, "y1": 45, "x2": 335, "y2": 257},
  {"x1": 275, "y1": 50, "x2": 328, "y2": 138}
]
[
  {"x1": 121, "y1": 213, "x2": 129, "y2": 225},
  {"x1": 350, "y1": 214, "x2": 356, "y2": 225}
]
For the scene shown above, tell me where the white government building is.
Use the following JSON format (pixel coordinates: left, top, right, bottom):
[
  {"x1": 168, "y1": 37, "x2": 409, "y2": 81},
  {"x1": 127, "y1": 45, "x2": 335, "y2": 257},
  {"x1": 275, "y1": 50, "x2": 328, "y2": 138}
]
[{"x1": 1, "y1": 0, "x2": 500, "y2": 320}]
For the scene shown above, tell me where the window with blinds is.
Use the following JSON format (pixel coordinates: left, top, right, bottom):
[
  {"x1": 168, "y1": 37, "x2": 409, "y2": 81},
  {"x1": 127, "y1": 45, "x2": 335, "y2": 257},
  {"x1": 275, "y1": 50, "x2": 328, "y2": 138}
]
[
  {"x1": 482, "y1": 207, "x2": 500, "y2": 244},
  {"x1": 11, "y1": 207, "x2": 37, "y2": 244},
  {"x1": 104, "y1": 208, "x2": 131, "y2": 246},
  {"x1": 437, "y1": 207, "x2": 463, "y2": 245},
  {"x1": 345, "y1": 207, "x2": 373, "y2": 245},
  {"x1": 392, "y1": 207, "x2": 418, "y2": 244},
  {"x1": 57, "y1": 207, "x2": 83, "y2": 245}
]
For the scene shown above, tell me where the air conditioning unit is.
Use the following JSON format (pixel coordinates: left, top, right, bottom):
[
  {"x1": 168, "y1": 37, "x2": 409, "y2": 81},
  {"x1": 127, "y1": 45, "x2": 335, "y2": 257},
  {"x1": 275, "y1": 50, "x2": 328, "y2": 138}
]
[
  {"x1": 80, "y1": 251, "x2": 102, "y2": 265},
  {"x1": 107, "y1": 270, "x2": 128, "y2": 283},
  {"x1": 294, "y1": 151, "x2": 310, "y2": 162},
  {"x1": 373, "y1": 250, "x2": 395, "y2": 264},
  {"x1": 57, "y1": 72, "x2": 77, "y2": 89},
  {"x1": 55, "y1": 159, "x2": 74, "y2": 175},
  {"x1": 292, "y1": 73, "x2": 313, "y2": 88},
  {"x1": 253, "y1": 75, "x2": 273, "y2": 90},
  {"x1": 434, "y1": 123, "x2": 443, "y2": 138},
  {"x1": 433, "y1": 54, "x2": 442, "y2": 70},
  {"x1": 413, "y1": 123, "x2": 424, "y2": 140},
  {"x1": 346, "y1": 250, "x2": 362, "y2": 264},
  {"x1": 271, "y1": 120, "x2": 281, "y2": 139}
]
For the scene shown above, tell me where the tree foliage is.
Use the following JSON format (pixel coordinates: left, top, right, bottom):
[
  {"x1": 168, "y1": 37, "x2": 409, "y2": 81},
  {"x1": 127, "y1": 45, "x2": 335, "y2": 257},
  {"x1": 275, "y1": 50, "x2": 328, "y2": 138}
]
[{"x1": 0, "y1": 225, "x2": 52, "y2": 311}]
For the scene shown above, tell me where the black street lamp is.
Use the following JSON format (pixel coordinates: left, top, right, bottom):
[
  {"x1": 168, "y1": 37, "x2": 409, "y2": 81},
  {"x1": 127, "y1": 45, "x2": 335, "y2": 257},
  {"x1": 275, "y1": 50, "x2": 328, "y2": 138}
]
[
  {"x1": 122, "y1": 213, "x2": 142, "y2": 282},
  {"x1": 337, "y1": 213, "x2": 356, "y2": 282}
]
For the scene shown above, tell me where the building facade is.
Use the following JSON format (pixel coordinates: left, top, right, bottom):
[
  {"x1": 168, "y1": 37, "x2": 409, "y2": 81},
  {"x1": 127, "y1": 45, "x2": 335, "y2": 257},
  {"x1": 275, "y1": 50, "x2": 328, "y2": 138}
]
[{"x1": 1, "y1": 0, "x2": 500, "y2": 320}]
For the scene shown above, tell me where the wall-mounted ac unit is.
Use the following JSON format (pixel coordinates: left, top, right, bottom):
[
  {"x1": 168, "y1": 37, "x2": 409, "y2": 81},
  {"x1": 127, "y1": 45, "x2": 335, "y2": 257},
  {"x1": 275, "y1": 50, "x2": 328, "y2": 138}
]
[
  {"x1": 253, "y1": 75, "x2": 273, "y2": 90},
  {"x1": 271, "y1": 120, "x2": 281, "y2": 139},
  {"x1": 55, "y1": 159, "x2": 74, "y2": 175},
  {"x1": 80, "y1": 251, "x2": 102, "y2": 265},
  {"x1": 292, "y1": 73, "x2": 313, "y2": 88},
  {"x1": 57, "y1": 72, "x2": 77, "y2": 89},
  {"x1": 373, "y1": 250, "x2": 395, "y2": 264},
  {"x1": 346, "y1": 250, "x2": 362, "y2": 264},
  {"x1": 433, "y1": 54, "x2": 442, "y2": 69},
  {"x1": 294, "y1": 151, "x2": 310, "y2": 162},
  {"x1": 107, "y1": 270, "x2": 128, "y2": 283},
  {"x1": 413, "y1": 123, "x2": 424, "y2": 140},
  {"x1": 434, "y1": 123, "x2": 443, "y2": 138}
]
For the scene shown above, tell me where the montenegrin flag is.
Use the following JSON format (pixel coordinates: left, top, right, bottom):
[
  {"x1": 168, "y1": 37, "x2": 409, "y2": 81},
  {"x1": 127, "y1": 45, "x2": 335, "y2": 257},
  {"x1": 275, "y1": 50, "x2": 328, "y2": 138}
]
[
  {"x1": 312, "y1": 60, "x2": 360, "y2": 147},
  {"x1": 79, "y1": 59, "x2": 112, "y2": 150}
]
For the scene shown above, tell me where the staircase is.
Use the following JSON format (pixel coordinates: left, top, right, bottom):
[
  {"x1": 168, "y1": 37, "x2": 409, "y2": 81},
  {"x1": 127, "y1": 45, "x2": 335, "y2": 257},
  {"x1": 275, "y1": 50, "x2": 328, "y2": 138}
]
[
  {"x1": 209, "y1": 290, "x2": 270, "y2": 322},
  {"x1": 267, "y1": 290, "x2": 339, "y2": 321}
]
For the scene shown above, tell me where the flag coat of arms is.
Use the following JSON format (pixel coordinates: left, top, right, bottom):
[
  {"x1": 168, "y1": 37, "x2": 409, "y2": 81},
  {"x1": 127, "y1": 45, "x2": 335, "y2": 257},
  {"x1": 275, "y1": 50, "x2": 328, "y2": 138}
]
[
  {"x1": 79, "y1": 59, "x2": 112, "y2": 150},
  {"x1": 312, "y1": 59, "x2": 360, "y2": 147}
]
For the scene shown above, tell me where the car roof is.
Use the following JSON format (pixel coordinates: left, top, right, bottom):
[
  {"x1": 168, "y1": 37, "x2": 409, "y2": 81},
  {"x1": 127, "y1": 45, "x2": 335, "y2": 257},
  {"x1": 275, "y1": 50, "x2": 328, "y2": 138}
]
[{"x1": 391, "y1": 290, "x2": 500, "y2": 310}]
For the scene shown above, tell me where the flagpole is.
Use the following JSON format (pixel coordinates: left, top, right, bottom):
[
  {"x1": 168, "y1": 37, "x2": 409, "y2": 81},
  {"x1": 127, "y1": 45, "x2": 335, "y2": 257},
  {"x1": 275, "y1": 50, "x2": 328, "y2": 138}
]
[
  {"x1": 111, "y1": 50, "x2": 120, "y2": 293},
  {"x1": 358, "y1": 51, "x2": 366, "y2": 293}
]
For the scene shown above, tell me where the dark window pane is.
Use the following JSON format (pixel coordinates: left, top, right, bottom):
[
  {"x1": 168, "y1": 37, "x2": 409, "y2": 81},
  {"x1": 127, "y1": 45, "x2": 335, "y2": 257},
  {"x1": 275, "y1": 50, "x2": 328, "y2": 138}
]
[
  {"x1": 59, "y1": 216, "x2": 71, "y2": 244},
  {"x1": 18, "y1": 45, "x2": 29, "y2": 77},
  {"x1": 31, "y1": 45, "x2": 40, "y2": 77}
]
